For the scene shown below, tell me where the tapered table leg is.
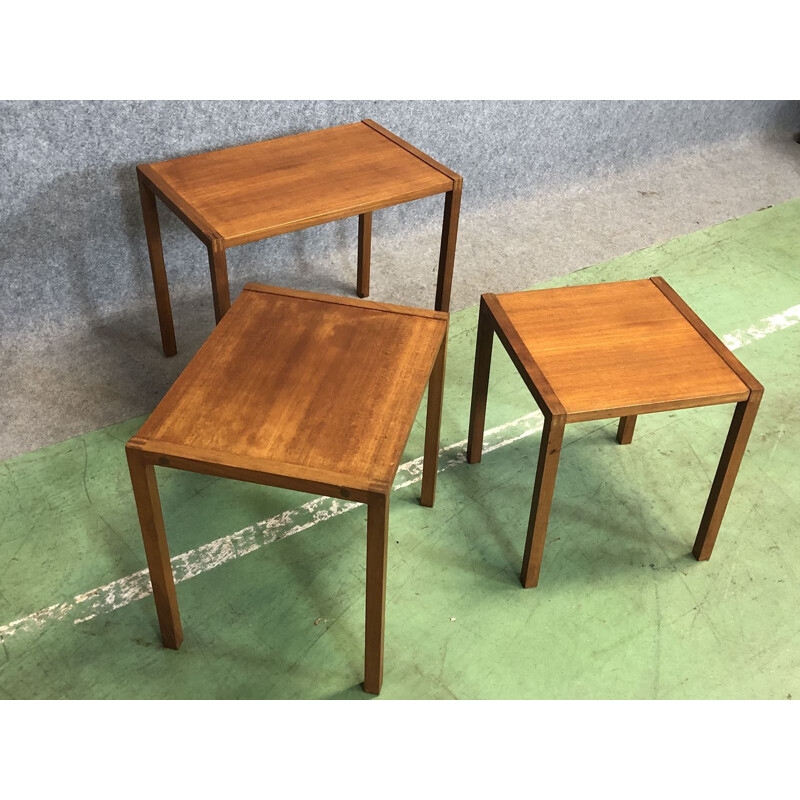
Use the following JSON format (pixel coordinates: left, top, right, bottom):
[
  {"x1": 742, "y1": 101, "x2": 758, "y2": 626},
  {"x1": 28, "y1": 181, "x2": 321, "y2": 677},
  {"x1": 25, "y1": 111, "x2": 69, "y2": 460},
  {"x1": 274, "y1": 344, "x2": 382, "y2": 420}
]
[
  {"x1": 364, "y1": 493, "x2": 389, "y2": 695},
  {"x1": 138, "y1": 174, "x2": 177, "y2": 357},
  {"x1": 435, "y1": 181, "x2": 462, "y2": 312},
  {"x1": 520, "y1": 415, "x2": 566, "y2": 588},
  {"x1": 421, "y1": 332, "x2": 447, "y2": 507},
  {"x1": 126, "y1": 450, "x2": 183, "y2": 649},
  {"x1": 357, "y1": 212, "x2": 372, "y2": 298},
  {"x1": 207, "y1": 239, "x2": 232, "y2": 324},
  {"x1": 617, "y1": 415, "x2": 637, "y2": 444},
  {"x1": 693, "y1": 393, "x2": 762, "y2": 561},
  {"x1": 467, "y1": 297, "x2": 494, "y2": 464}
]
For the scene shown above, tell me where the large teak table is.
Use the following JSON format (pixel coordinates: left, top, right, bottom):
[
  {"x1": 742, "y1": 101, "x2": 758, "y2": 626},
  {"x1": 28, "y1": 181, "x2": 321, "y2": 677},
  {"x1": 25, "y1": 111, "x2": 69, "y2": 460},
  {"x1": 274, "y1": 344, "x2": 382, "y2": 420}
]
[
  {"x1": 467, "y1": 278, "x2": 763, "y2": 588},
  {"x1": 125, "y1": 283, "x2": 448, "y2": 694},
  {"x1": 137, "y1": 119, "x2": 462, "y2": 356}
]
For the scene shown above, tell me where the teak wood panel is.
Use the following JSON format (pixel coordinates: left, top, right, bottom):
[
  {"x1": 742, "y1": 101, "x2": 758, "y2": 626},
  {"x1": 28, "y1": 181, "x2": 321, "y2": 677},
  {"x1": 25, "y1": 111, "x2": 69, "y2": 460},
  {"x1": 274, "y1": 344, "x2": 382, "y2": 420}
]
[
  {"x1": 494, "y1": 279, "x2": 750, "y2": 420},
  {"x1": 136, "y1": 284, "x2": 448, "y2": 490},
  {"x1": 144, "y1": 121, "x2": 454, "y2": 247}
]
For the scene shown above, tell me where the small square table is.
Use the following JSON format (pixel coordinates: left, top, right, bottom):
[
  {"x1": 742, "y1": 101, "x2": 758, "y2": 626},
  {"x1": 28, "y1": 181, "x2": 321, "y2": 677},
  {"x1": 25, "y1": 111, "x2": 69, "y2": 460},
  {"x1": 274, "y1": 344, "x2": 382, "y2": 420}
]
[
  {"x1": 466, "y1": 277, "x2": 763, "y2": 588},
  {"x1": 137, "y1": 119, "x2": 462, "y2": 356},
  {"x1": 126, "y1": 283, "x2": 448, "y2": 694}
]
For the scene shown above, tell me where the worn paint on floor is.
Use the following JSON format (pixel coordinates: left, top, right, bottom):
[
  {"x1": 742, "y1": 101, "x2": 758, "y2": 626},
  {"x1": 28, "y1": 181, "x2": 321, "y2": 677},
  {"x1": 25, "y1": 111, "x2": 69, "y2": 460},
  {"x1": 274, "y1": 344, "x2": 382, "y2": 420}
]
[{"x1": 1, "y1": 199, "x2": 798, "y2": 699}]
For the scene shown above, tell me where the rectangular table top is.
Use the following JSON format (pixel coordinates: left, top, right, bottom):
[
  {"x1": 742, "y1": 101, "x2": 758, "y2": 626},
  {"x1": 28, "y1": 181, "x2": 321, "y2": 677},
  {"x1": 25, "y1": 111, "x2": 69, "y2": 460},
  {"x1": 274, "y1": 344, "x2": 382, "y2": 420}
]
[
  {"x1": 139, "y1": 120, "x2": 456, "y2": 247},
  {"x1": 489, "y1": 278, "x2": 756, "y2": 420},
  {"x1": 132, "y1": 284, "x2": 448, "y2": 493}
]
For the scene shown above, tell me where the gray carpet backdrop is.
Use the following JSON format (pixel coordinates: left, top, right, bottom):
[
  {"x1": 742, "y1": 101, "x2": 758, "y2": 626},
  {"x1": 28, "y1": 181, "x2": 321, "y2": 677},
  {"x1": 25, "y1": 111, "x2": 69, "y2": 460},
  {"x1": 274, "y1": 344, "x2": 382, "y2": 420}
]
[{"x1": 1, "y1": 100, "x2": 799, "y2": 341}]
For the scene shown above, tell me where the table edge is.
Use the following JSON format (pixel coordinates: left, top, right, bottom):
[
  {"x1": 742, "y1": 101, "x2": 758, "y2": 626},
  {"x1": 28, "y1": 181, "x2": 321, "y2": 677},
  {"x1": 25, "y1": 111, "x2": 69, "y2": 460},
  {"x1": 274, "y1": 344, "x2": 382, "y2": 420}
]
[
  {"x1": 482, "y1": 293, "x2": 567, "y2": 417},
  {"x1": 242, "y1": 283, "x2": 450, "y2": 322},
  {"x1": 137, "y1": 164, "x2": 221, "y2": 243},
  {"x1": 126, "y1": 437, "x2": 389, "y2": 501},
  {"x1": 361, "y1": 119, "x2": 462, "y2": 184},
  {"x1": 137, "y1": 119, "x2": 459, "y2": 247},
  {"x1": 650, "y1": 276, "x2": 763, "y2": 396},
  {"x1": 564, "y1": 391, "x2": 751, "y2": 422}
]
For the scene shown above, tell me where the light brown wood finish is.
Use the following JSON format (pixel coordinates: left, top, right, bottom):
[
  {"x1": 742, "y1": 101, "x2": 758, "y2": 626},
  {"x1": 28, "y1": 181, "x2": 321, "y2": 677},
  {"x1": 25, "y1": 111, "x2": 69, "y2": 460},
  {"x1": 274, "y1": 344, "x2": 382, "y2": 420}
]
[
  {"x1": 650, "y1": 276, "x2": 763, "y2": 392},
  {"x1": 617, "y1": 416, "x2": 637, "y2": 444},
  {"x1": 520, "y1": 414, "x2": 566, "y2": 588},
  {"x1": 207, "y1": 239, "x2": 231, "y2": 323},
  {"x1": 483, "y1": 293, "x2": 566, "y2": 417},
  {"x1": 467, "y1": 278, "x2": 763, "y2": 586},
  {"x1": 126, "y1": 284, "x2": 448, "y2": 694},
  {"x1": 137, "y1": 174, "x2": 177, "y2": 357},
  {"x1": 494, "y1": 279, "x2": 749, "y2": 421},
  {"x1": 357, "y1": 212, "x2": 372, "y2": 298},
  {"x1": 138, "y1": 121, "x2": 460, "y2": 353}
]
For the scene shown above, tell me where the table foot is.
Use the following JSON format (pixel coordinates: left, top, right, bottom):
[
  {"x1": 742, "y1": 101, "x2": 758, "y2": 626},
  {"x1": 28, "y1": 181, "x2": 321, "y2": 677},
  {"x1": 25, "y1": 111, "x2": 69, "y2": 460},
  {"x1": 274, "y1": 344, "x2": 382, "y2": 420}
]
[
  {"x1": 693, "y1": 393, "x2": 762, "y2": 561},
  {"x1": 364, "y1": 493, "x2": 389, "y2": 694},
  {"x1": 617, "y1": 415, "x2": 637, "y2": 444},
  {"x1": 520, "y1": 415, "x2": 566, "y2": 588},
  {"x1": 126, "y1": 449, "x2": 183, "y2": 649}
]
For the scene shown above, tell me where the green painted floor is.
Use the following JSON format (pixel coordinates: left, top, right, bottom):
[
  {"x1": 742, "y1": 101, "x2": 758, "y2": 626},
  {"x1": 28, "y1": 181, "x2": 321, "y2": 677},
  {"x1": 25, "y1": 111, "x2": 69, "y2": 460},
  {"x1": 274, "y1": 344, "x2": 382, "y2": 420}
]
[{"x1": 1, "y1": 200, "x2": 798, "y2": 699}]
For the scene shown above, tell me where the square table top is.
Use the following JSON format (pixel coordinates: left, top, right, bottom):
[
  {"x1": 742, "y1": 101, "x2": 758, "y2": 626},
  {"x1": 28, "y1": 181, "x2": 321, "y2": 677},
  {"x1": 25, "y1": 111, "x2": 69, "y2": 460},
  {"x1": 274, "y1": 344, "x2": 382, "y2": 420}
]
[
  {"x1": 487, "y1": 277, "x2": 756, "y2": 421},
  {"x1": 131, "y1": 284, "x2": 448, "y2": 495},
  {"x1": 138, "y1": 120, "x2": 457, "y2": 247}
]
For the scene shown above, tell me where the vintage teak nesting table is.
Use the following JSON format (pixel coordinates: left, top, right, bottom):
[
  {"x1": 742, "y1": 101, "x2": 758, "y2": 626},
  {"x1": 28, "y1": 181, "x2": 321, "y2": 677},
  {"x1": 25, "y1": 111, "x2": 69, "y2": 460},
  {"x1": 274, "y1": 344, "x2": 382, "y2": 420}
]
[
  {"x1": 467, "y1": 278, "x2": 763, "y2": 588},
  {"x1": 137, "y1": 119, "x2": 462, "y2": 356},
  {"x1": 126, "y1": 284, "x2": 448, "y2": 694}
]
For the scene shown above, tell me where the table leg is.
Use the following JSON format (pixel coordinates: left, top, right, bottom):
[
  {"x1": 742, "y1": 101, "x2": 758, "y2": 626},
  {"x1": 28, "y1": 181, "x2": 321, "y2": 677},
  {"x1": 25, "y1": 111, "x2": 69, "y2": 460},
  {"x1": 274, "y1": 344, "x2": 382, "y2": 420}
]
[
  {"x1": 207, "y1": 239, "x2": 232, "y2": 324},
  {"x1": 364, "y1": 493, "x2": 389, "y2": 695},
  {"x1": 693, "y1": 393, "x2": 762, "y2": 561},
  {"x1": 125, "y1": 450, "x2": 183, "y2": 649},
  {"x1": 435, "y1": 181, "x2": 462, "y2": 312},
  {"x1": 467, "y1": 297, "x2": 494, "y2": 464},
  {"x1": 421, "y1": 333, "x2": 447, "y2": 507},
  {"x1": 357, "y1": 212, "x2": 372, "y2": 298},
  {"x1": 520, "y1": 415, "x2": 566, "y2": 588},
  {"x1": 138, "y1": 175, "x2": 177, "y2": 357},
  {"x1": 617, "y1": 415, "x2": 637, "y2": 444}
]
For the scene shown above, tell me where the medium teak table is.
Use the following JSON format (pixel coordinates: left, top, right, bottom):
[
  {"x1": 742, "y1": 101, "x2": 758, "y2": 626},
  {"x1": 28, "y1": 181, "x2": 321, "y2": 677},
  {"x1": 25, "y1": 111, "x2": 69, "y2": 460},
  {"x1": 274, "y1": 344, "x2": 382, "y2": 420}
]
[
  {"x1": 137, "y1": 119, "x2": 462, "y2": 356},
  {"x1": 467, "y1": 278, "x2": 763, "y2": 588},
  {"x1": 125, "y1": 283, "x2": 448, "y2": 694}
]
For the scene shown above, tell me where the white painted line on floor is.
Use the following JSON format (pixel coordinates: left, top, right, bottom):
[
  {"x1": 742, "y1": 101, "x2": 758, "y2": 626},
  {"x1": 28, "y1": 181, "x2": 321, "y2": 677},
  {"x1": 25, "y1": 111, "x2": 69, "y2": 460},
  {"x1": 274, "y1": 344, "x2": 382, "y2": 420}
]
[
  {"x1": 1, "y1": 300, "x2": 796, "y2": 641},
  {"x1": 723, "y1": 304, "x2": 800, "y2": 351}
]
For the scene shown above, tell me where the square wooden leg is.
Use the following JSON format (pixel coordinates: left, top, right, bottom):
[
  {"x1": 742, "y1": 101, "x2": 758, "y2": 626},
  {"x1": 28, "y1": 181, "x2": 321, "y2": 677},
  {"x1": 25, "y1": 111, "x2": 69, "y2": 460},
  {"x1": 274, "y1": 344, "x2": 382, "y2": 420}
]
[
  {"x1": 520, "y1": 415, "x2": 566, "y2": 588},
  {"x1": 137, "y1": 174, "x2": 177, "y2": 357},
  {"x1": 421, "y1": 332, "x2": 447, "y2": 507},
  {"x1": 125, "y1": 449, "x2": 183, "y2": 649},
  {"x1": 357, "y1": 212, "x2": 372, "y2": 298},
  {"x1": 434, "y1": 181, "x2": 462, "y2": 312},
  {"x1": 207, "y1": 239, "x2": 232, "y2": 324},
  {"x1": 617, "y1": 415, "x2": 637, "y2": 444},
  {"x1": 467, "y1": 297, "x2": 494, "y2": 464},
  {"x1": 693, "y1": 393, "x2": 762, "y2": 560},
  {"x1": 364, "y1": 493, "x2": 389, "y2": 695}
]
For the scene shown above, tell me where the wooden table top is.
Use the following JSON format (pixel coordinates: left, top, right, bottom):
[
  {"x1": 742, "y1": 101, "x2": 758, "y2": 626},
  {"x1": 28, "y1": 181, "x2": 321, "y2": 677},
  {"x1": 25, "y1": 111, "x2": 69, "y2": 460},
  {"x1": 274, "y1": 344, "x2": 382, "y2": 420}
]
[
  {"x1": 133, "y1": 284, "x2": 448, "y2": 493},
  {"x1": 490, "y1": 278, "x2": 753, "y2": 421},
  {"x1": 138, "y1": 120, "x2": 457, "y2": 248}
]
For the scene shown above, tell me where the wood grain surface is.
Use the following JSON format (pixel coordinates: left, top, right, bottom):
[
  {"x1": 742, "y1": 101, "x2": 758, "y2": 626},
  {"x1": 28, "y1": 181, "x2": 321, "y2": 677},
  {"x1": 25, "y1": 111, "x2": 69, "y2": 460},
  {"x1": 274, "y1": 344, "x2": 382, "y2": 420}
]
[
  {"x1": 145, "y1": 121, "x2": 454, "y2": 247},
  {"x1": 494, "y1": 278, "x2": 750, "y2": 420},
  {"x1": 135, "y1": 284, "x2": 448, "y2": 492}
]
